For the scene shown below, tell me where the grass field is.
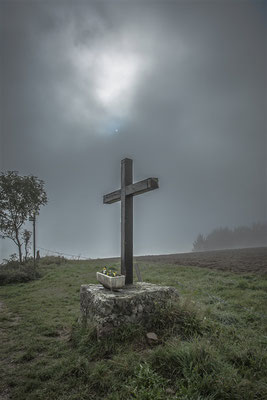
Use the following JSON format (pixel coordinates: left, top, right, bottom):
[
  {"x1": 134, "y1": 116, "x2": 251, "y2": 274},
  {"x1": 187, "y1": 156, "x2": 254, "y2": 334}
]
[{"x1": 0, "y1": 250, "x2": 267, "y2": 400}]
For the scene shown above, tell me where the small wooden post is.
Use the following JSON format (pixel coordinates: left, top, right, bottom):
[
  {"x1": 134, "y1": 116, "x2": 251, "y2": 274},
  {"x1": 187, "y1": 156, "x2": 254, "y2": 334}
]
[{"x1": 134, "y1": 263, "x2": 143, "y2": 282}]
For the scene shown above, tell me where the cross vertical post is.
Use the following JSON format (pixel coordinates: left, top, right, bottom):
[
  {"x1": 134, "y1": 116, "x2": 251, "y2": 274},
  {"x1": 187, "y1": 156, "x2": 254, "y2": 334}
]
[
  {"x1": 103, "y1": 158, "x2": 159, "y2": 285},
  {"x1": 121, "y1": 158, "x2": 133, "y2": 284}
]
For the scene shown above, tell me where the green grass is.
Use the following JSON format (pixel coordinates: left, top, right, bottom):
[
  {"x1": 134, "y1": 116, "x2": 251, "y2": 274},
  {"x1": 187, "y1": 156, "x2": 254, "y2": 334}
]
[{"x1": 0, "y1": 258, "x2": 266, "y2": 399}]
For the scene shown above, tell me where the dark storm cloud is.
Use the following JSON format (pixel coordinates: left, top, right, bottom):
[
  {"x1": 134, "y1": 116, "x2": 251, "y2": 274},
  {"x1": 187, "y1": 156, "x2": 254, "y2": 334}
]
[{"x1": 1, "y1": 0, "x2": 266, "y2": 260}]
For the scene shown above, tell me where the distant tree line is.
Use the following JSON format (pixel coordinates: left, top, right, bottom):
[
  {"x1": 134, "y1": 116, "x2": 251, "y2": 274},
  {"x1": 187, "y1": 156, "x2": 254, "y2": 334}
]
[{"x1": 192, "y1": 222, "x2": 267, "y2": 252}]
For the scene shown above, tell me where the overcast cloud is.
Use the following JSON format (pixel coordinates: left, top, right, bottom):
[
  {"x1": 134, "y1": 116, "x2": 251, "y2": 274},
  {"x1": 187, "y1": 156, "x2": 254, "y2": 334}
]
[{"x1": 1, "y1": 0, "x2": 266, "y2": 260}]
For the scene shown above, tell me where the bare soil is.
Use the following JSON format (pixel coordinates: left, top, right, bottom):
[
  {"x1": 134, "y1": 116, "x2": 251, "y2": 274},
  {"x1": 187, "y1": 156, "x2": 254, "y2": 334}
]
[{"x1": 136, "y1": 247, "x2": 267, "y2": 274}]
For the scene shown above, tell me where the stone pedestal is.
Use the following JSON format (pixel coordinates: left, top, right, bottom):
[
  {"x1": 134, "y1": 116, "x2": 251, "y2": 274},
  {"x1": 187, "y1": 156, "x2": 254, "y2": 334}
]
[{"x1": 80, "y1": 282, "x2": 179, "y2": 337}]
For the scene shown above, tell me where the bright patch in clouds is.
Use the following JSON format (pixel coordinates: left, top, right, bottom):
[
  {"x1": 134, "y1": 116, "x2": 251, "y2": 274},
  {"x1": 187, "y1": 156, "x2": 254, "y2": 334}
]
[
  {"x1": 95, "y1": 51, "x2": 141, "y2": 112},
  {"x1": 71, "y1": 43, "x2": 146, "y2": 130},
  {"x1": 66, "y1": 40, "x2": 150, "y2": 135}
]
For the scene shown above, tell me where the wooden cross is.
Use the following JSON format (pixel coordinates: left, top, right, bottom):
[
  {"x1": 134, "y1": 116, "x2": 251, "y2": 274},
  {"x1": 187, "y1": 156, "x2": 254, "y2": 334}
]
[{"x1": 103, "y1": 158, "x2": 159, "y2": 285}]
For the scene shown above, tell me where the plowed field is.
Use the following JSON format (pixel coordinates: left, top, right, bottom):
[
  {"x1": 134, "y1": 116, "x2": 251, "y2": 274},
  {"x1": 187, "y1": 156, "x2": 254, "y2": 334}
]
[{"x1": 137, "y1": 247, "x2": 267, "y2": 274}]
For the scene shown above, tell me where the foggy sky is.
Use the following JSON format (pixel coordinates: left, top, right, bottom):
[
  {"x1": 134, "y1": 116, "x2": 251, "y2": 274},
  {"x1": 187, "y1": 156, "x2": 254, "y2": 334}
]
[{"x1": 1, "y1": 0, "x2": 266, "y2": 260}]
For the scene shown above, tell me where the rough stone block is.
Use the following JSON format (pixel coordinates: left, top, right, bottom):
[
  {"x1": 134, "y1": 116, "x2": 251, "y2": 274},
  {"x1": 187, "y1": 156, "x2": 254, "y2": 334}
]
[{"x1": 80, "y1": 282, "x2": 179, "y2": 337}]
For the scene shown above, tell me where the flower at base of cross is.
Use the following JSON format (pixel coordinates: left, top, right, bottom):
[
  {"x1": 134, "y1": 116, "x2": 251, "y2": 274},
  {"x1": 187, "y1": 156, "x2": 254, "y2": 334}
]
[{"x1": 101, "y1": 266, "x2": 119, "y2": 276}]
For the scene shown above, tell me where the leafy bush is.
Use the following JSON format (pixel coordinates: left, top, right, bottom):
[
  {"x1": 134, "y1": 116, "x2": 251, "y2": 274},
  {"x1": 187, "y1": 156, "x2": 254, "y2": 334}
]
[{"x1": 0, "y1": 262, "x2": 41, "y2": 285}]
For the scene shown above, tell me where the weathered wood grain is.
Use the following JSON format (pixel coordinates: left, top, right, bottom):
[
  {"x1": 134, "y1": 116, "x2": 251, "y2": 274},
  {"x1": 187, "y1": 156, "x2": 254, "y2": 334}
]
[
  {"x1": 126, "y1": 178, "x2": 159, "y2": 197},
  {"x1": 103, "y1": 178, "x2": 159, "y2": 204},
  {"x1": 103, "y1": 189, "x2": 121, "y2": 204},
  {"x1": 121, "y1": 158, "x2": 133, "y2": 285}
]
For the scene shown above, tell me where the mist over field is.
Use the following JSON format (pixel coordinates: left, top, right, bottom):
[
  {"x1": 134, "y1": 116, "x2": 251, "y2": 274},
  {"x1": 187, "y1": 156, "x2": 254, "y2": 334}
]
[{"x1": 1, "y1": 0, "x2": 266, "y2": 261}]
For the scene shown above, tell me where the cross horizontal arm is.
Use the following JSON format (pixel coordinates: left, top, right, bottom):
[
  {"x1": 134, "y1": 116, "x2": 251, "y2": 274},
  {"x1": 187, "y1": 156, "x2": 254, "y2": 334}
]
[
  {"x1": 103, "y1": 178, "x2": 159, "y2": 204},
  {"x1": 103, "y1": 189, "x2": 121, "y2": 204},
  {"x1": 126, "y1": 178, "x2": 159, "y2": 197}
]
